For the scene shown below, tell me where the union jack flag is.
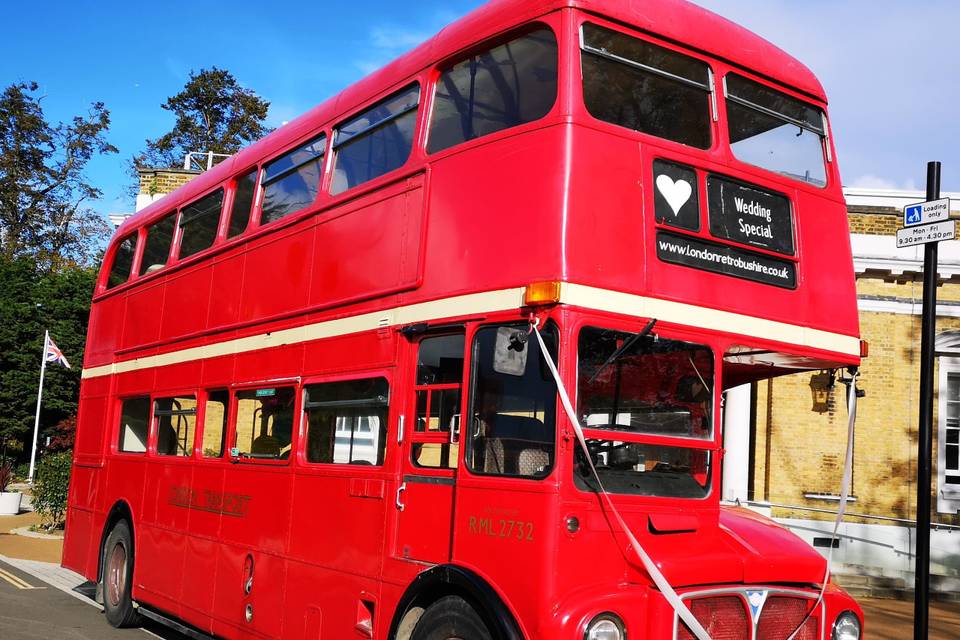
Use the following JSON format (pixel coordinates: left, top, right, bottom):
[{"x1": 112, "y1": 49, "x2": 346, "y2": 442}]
[{"x1": 44, "y1": 335, "x2": 71, "y2": 369}]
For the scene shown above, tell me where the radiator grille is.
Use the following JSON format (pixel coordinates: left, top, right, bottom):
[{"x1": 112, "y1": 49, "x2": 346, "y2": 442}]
[
  {"x1": 756, "y1": 596, "x2": 818, "y2": 640},
  {"x1": 677, "y1": 596, "x2": 749, "y2": 640}
]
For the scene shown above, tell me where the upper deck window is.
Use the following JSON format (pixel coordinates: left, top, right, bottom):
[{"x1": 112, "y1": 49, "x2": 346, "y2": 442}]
[
  {"x1": 332, "y1": 85, "x2": 419, "y2": 195},
  {"x1": 581, "y1": 23, "x2": 712, "y2": 149},
  {"x1": 178, "y1": 188, "x2": 224, "y2": 259},
  {"x1": 428, "y1": 28, "x2": 558, "y2": 154},
  {"x1": 139, "y1": 212, "x2": 176, "y2": 276},
  {"x1": 725, "y1": 74, "x2": 827, "y2": 187},
  {"x1": 227, "y1": 169, "x2": 257, "y2": 238},
  {"x1": 106, "y1": 233, "x2": 137, "y2": 289},
  {"x1": 261, "y1": 135, "x2": 326, "y2": 225}
]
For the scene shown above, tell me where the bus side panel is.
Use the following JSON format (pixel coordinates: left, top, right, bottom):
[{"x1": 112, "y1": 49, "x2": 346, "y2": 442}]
[
  {"x1": 159, "y1": 264, "x2": 213, "y2": 342},
  {"x1": 238, "y1": 219, "x2": 314, "y2": 323},
  {"x1": 214, "y1": 465, "x2": 293, "y2": 638},
  {"x1": 120, "y1": 279, "x2": 165, "y2": 351},
  {"x1": 138, "y1": 459, "x2": 195, "y2": 617},
  {"x1": 308, "y1": 174, "x2": 426, "y2": 310},
  {"x1": 84, "y1": 292, "x2": 125, "y2": 366},
  {"x1": 64, "y1": 375, "x2": 113, "y2": 577}
]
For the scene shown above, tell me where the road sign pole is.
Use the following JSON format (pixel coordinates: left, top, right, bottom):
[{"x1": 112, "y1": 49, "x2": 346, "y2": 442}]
[{"x1": 914, "y1": 160, "x2": 941, "y2": 640}]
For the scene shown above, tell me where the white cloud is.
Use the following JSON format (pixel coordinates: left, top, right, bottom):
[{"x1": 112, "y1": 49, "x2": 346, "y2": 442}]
[{"x1": 847, "y1": 174, "x2": 919, "y2": 191}]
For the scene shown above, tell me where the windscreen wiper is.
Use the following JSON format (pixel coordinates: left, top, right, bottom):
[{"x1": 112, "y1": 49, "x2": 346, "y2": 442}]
[{"x1": 588, "y1": 318, "x2": 657, "y2": 383}]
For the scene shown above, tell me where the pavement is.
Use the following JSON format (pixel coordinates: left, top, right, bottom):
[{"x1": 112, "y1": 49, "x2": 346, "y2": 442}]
[{"x1": 2, "y1": 504, "x2": 960, "y2": 638}]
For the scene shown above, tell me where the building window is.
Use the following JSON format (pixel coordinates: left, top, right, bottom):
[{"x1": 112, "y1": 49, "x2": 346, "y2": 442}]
[{"x1": 937, "y1": 334, "x2": 960, "y2": 514}]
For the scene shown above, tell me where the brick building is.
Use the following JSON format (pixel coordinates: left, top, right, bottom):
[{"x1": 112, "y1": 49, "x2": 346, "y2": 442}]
[{"x1": 723, "y1": 187, "x2": 960, "y2": 595}]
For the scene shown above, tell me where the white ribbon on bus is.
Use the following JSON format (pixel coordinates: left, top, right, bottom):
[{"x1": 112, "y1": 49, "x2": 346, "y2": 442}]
[
  {"x1": 531, "y1": 323, "x2": 712, "y2": 640},
  {"x1": 531, "y1": 320, "x2": 859, "y2": 640}
]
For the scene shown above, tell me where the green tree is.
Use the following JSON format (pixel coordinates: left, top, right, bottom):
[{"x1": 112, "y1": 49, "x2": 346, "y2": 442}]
[
  {"x1": 0, "y1": 82, "x2": 117, "y2": 268},
  {"x1": 134, "y1": 67, "x2": 271, "y2": 171},
  {"x1": 0, "y1": 256, "x2": 95, "y2": 459}
]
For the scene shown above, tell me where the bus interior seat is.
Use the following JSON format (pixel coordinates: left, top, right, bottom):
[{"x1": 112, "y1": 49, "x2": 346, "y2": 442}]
[
  {"x1": 485, "y1": 414, "x2": 552, "y2": 476},
  {"x1": 518, "y1": 448, "x2": 550, "y2": 476},
  {"x1": 483, "y1": 438, "x2": 504, "y2": 474}
]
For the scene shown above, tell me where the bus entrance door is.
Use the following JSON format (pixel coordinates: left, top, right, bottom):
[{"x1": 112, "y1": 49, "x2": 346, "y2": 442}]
[{"x1": 394, "y1": 333, "x2": 465, "y2": 564}]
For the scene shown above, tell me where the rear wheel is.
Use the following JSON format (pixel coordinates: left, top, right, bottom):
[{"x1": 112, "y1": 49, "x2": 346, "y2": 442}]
[
  {"x1": 101, "y1": 520, "x2": 140, "y2": 628},
  {"x1": 411, "y1": 596, "x2": 493, "y2": 640}
]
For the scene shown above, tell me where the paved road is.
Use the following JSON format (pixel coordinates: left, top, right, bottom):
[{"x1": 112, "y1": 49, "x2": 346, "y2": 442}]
[{"x1": 0, "y1": 558, "x2": 191, "y2": 640}]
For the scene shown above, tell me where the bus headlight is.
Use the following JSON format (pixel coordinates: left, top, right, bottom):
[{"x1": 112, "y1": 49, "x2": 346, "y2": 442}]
[
  {"x1": 832, "y1": 611, "x2": 861, "y2": 640},
  {"x1": 584, "y1": 613, "x2": 625, "y2": 640}
]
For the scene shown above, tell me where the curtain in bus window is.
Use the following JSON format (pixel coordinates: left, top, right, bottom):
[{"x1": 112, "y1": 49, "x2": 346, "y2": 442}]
[
  {"x1": 155, "y1": 396, "x2": 197, "y2": 457},
  {"x1": 107, "y1": 233, "x2": 137, "y2": 289},
  {"x1": 179, "y1": 188, "x2": 224, "y2": 259},
  {"x1": 581, "y1": 23, "x2": 712, "y2": 149},
  {"x1": 118, "y1": 397, "x2": 150, "y2": 453},
  {"x1": 466, "y1": 325, "x2": 557, "y2": 478},
  {"x1": 139, "y1": 212, "x2": 176, "y2": 275},
  {"x1": 428, "y1": 28, "x2": 558, "y2": 154},
  {"x1": 234, "y1": 387, "x2": 295, "y2": 460},
  {"x1": 228, "y1": 170, "x2": 257, "y2": 237},
  {"x1": 332, "y1": 85, "x2": 419, "y2": 195},
  {"x1": 304, "y1": 378, "x2": 389, "y2": 465},
  {"x1": 261, "y1": 135, "x2": 326, "y2": 225}
]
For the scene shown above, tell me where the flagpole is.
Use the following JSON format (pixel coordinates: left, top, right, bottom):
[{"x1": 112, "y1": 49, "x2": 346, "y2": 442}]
[{"x1": 28, "y1": 331, "x2": 49, "y2": 484}]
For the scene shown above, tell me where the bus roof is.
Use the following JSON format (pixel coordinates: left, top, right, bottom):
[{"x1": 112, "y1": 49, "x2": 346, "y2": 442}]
[{"x1": 120, "y1": 0, "x2": 824, "y2": 237}]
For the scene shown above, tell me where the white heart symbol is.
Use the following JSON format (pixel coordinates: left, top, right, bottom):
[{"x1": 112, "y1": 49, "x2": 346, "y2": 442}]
[{"x1": 656, "y1": 174, "x2": 693, "y2": 217}]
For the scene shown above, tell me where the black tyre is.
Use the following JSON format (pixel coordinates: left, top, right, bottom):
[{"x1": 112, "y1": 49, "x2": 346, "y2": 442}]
[
  {"x1": 101, "y1": 520, "x2": 141, "y2": 628},
  {"x1": 411, "y1": 596, "x2": 493, "y2": 640}
]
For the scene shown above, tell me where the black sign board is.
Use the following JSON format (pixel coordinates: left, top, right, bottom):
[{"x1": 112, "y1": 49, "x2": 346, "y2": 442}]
[
  {"x1": 656, "y1": 231, "x2": 797, "y2": 289},
  {"x1": 708, "y1": 175, "x2": 794, "y2": 255},
  {"x1": 653, "y1": 159, "x2": 699, "y2": 231}
]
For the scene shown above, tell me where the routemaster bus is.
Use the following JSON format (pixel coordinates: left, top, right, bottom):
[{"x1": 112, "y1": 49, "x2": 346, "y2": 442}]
[{"x1": 64, "y1": 0, "x2": 865, "y2": 638}]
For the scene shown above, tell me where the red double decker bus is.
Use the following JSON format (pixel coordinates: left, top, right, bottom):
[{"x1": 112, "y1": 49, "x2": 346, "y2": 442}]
[{"x1": 64, "y1": 1, "x2": 865, "y2": 638}]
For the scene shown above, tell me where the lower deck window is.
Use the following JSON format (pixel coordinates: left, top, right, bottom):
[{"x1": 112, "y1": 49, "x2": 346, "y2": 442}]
[
  {"x1": 466, "y1": 324, "x2": 557, "y2": 478},
  {"x1": 155, "y1": 396, "x2": 197, "y2": 457},
  {"x1": 202, "y1": 390, "x2": 229, "y2": 458},
  {"x1": 574, "y1": 441, "x2": 711, "y2": 498},
  {"x1": 304, "y1": 378, "x2": 389, "y2": 465},
  {"x1": 118, "y1": 397, "x2": 151, "y2": 453},
  {"x1": 234, "y1": 387, "x2": 295, "y2": 460}
]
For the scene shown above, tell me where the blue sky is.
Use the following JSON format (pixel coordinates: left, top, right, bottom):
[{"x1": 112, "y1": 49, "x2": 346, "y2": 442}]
[{"x1": 2, "y1": 0, "x2": 957, "y2": 220}]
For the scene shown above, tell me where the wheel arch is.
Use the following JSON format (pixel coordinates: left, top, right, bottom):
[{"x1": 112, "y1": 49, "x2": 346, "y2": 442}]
[
  {"x1": 388, "y1": 564, "x2": 524, "y2": 640},
  {"x1": 97, "y1": 500, "x2": 135, "y2": 582}
]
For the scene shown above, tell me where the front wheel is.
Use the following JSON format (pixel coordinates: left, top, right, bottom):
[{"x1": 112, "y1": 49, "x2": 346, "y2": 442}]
[
  {"x1": 101, "y1": 520, "x2": 141, "y2": 628},
  {"x1": 411, "y1": 596, "x2": 493, "y2": 640}
]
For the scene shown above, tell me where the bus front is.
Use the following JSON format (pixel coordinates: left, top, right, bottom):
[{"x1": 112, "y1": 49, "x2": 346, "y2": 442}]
[{"x1": 538, "y1": 4, "x2": 863, "y2": 639}]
